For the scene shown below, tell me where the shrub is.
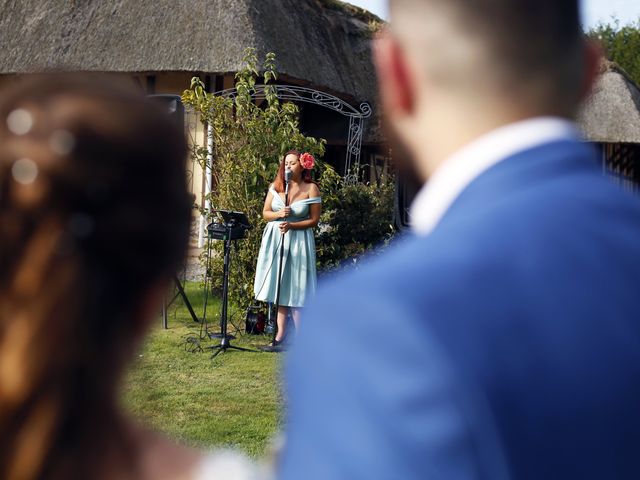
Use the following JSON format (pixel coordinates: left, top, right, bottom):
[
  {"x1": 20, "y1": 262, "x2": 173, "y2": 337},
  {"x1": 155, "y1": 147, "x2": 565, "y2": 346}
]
[
  {"x1": 316, "y1": 168, "x2": 395, "y2": 272},
  {"x1": 588, "y1": 19, "x2": 640, "y2": 86}
]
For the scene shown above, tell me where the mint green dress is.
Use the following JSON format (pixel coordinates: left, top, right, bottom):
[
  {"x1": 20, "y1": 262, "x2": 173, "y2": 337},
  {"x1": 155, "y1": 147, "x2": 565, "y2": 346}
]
[{"x1": 254, "y1": 187, "x2": 321, "y2": 308}]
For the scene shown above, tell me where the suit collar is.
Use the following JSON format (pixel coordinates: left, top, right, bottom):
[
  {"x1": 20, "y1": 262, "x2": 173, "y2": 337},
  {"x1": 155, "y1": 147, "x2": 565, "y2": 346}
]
[{"x1": 410, "y1": 117, "x2": 580, "y2": 236}]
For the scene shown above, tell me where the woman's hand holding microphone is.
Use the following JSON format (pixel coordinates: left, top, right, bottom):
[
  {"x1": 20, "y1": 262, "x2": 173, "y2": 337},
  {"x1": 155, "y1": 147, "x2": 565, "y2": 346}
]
[
  {"x1": 279, "y1": 206, "x2": 291, "y2": 218},
  {"x1": 279, "y1": 206, "x2": 292, "y2": 233}
]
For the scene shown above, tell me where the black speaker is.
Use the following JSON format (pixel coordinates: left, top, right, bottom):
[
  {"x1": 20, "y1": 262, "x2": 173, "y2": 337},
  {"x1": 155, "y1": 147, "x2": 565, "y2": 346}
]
[
  {"x1": 147, "y1": 94, "x2": 185, "y2": 133},
  {"x1": 245, "y1": 306, "x2": 266, "y2": 335}
]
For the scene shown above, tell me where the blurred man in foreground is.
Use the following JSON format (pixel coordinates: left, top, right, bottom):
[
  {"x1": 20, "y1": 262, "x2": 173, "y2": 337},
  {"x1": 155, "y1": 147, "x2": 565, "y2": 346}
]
[{"x1": 280, "y1": 0, "x2": 640, "y2": 479}]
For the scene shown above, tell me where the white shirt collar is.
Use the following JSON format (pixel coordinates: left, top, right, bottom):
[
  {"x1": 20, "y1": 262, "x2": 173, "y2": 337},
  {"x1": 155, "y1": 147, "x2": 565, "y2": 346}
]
[{"x1": 410, "y1": 117, "x2": 580, "y2": 236}]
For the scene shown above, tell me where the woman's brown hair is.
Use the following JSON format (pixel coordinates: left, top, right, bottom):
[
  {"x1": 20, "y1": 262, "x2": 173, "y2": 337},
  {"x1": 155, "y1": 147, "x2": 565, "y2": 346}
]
[
  {"x1": 272, "y1": 149, "x2": 313, "y2": 193},
  {"x1": 0, "y1": 74, "x2": 192, "y2": 479}
]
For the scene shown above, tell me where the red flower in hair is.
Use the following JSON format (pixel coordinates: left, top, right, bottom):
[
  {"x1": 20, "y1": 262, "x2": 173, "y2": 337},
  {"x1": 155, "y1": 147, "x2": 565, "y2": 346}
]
[{"x1": 300, "y1": 152, "x2": 315, "y2": 170}]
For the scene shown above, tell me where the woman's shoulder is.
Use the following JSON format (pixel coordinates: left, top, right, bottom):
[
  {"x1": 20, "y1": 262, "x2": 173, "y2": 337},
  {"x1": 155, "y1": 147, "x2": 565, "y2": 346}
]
[
  {"x1": 306, "y1": 182, "x2": 320, "y2": 197},
  {"x1": 269, "y1": 183, "x2": 284, "y2": 194},
  {"x1": 192, "y1": 450, "x2": 261, "y2": 480}
]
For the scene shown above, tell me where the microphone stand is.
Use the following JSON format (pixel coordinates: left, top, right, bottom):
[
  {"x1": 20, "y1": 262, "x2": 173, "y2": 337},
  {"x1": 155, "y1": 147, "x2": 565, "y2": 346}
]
[
  {"x1": 263, "y1": 171, "x2": 290, "y2": 352},
  {"x1": 209, "y1": 219, "x2": 256, "y2": 358},
  {"x1": 162, "y1": 276, "x2": 200, "y2": 329}
]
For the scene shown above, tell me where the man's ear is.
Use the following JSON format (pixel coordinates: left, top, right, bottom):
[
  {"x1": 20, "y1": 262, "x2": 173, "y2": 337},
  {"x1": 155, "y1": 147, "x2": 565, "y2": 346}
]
[
  {"x1": 580, "y1": 39, "x2": 603, "y2": 103},
  {"x1": 373, "y1": 30, "x2": 417, "y2": 119}
]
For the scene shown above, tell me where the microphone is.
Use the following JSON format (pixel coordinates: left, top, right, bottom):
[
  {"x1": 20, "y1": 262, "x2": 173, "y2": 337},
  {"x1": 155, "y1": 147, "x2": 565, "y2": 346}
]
[{"x1": 284, "y1": 168, "x2": 292, "y2": 195}]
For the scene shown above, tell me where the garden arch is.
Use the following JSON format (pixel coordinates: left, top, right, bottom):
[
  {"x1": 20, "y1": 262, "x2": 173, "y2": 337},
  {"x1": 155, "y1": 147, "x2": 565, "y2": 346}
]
[{"x1": 214, "y1": 85, "x2": 372, "y2": 183}]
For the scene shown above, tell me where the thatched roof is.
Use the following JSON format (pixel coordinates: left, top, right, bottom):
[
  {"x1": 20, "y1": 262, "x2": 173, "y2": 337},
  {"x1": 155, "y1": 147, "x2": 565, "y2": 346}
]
[
  {"x1": 578, "y1": 60, "x2": 640, "y2": 144},
  {"x1": 0, "y1": 0, "x2": 381, "y2": 106}
]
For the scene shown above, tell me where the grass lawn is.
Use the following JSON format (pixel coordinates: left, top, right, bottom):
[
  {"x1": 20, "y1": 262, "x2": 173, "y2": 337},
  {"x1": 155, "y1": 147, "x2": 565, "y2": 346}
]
[{"x1": 121, "y1": 281, "x2": 282, "y2": 458}]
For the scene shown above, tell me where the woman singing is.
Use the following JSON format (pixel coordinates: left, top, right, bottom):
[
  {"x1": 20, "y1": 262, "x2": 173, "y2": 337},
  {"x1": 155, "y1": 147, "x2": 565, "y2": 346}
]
[{"x1": 254, "y1": 150, "x2": 321, "y2": 349}]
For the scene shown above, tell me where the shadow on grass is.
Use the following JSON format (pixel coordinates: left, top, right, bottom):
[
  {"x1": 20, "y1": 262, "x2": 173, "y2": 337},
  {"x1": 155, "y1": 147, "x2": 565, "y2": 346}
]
[{"x1": 122, "y1": 281, "x2": 284, "y2": 458}]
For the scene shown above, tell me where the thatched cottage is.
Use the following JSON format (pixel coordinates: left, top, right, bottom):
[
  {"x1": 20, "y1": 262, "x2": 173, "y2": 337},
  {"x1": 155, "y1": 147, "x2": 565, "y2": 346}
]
[
  {"x1": 3, "y1": 0, "x2": 638, "y2": 224},
  {"x1": 578, "y1": 60, "x2": 640, "y2": 192},
  {"x1": 0, "y1": 0, "x2": 387, "y2": 222}
]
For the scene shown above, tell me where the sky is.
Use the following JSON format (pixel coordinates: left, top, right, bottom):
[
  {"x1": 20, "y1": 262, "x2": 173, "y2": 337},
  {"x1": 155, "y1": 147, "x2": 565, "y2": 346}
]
[{"x1": 345, "y1": 0, "x2": 640, "y2": 29}]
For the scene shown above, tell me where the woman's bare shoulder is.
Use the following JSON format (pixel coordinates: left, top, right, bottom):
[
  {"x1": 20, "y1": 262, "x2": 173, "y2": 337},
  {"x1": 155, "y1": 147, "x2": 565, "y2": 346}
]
[
  {"x1": 266, "y1": 184, "x2": 277, "y2": 197},
  {"x1": 130, "y1": 425, "x2": 203, "y2": 480},
  {"x1": 307, "y1": 182, "x2": 320, "y2": 196},
  {"x1": 192, "y1": 450, "x2": 259, "y2": 480}
]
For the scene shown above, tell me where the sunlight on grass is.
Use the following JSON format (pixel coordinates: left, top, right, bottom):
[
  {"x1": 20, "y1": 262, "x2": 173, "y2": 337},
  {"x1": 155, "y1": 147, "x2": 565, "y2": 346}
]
[{"x1": 121, "y1": 282, "x2": 283, "y2": 458}]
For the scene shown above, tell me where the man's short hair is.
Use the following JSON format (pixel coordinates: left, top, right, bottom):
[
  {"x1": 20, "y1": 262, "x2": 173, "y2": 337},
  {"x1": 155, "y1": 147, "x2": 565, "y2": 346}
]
[{"x1": 390, "y1": 0, "x2": 585, "y2": 115}]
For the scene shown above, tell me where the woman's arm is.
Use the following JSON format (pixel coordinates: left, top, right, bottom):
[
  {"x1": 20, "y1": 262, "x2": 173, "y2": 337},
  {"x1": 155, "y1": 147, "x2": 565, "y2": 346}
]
[{"x1": 262, "y1": 188, "x2": 290, "y2": 221}]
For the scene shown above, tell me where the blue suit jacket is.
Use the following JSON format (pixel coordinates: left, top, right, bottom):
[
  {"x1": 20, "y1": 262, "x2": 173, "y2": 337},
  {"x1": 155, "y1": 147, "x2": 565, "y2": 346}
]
[{"x1": 280, "y1": 140, "x2": 640, "y2": 480}]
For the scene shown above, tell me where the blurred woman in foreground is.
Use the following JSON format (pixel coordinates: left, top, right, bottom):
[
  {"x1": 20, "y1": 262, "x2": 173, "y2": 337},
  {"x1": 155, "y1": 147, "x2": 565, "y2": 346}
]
[{"x1": 0, "y1": 75, "x2": 256, "y2": 480}]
